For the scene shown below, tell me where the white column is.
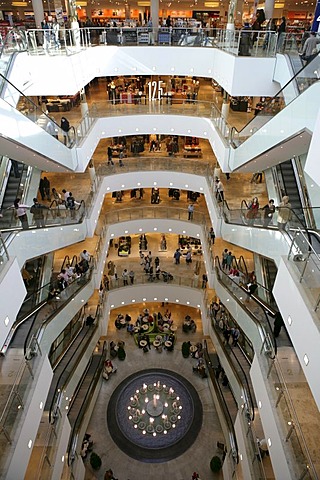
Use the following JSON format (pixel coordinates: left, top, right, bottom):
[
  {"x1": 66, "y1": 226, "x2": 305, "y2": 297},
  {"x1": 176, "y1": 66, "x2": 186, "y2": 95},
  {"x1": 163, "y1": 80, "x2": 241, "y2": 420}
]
[
  {"x1": 125, "y1": 4, "x2": 131, "y2": 19},
  {"x1": 264, "y1": 0, "x2": 275, "y2": 21},
  {"x1": 151, "y1": 0, "x2": 159, "y2": 28},
  {"x1": 31, "y1": 0, "x2": 45, "y2": 28},
  {"x1": 227, "y1": 0, "x2": 237, "y2": 30}
]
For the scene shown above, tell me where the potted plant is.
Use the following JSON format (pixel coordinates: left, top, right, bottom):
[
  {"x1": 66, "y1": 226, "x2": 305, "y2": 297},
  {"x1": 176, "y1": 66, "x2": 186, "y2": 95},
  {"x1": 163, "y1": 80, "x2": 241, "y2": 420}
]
[
  {"x1": 182, "y1": 341, "x2": 190, "y2": 358},
  {"x1": 210, "y1": 455, "x2": 222, "y2": 473},
  {"x1": 90, "y1": 452, "x2": 102, "y2": 470},
  {"x1": 118, "y1": 345, "x2": 126, "y2": 361}
]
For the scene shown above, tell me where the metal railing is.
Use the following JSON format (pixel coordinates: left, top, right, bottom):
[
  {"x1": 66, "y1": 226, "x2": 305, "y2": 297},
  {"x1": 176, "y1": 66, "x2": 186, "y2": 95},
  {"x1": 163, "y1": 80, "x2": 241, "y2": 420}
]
[
  {"x1": 0, "y1": 200, "x2": 85, "y2": 232},
  {"x1": 214, "y1": 255, "x2": 318, "y2": 479},
  {"x1": 0, "y1": 72, "x2": 76, "y2": 149},
  {"x1": 68, "y1": 341, "x2": 107, "y2": 466},
  {"x1": 288, "y1": 228, "x2": 320, "y2": 316},
  {"x1": 206, "y1": 316, "x2": 268, "y2": 480},
  {"x1": 0, "y1": 232, "x2": 10, "y2": 274},
  {"x1": 203, "y1": 340, "x2": 239, "y2": 470},
  {"x1": 24, "y1": 27, "x2": 301, "y2": 58}
]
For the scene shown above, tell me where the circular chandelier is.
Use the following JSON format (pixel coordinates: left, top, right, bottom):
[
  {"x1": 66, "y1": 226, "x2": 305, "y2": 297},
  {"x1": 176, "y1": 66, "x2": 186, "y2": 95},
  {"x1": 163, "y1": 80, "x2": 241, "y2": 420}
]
[{"x1": 128, "y1": 381, "x2": 182, "y2": 436}]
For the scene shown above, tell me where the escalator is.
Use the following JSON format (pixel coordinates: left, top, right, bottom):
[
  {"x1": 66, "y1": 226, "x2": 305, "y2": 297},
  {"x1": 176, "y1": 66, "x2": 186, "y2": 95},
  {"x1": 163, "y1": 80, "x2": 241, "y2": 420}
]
[
  {"x1": 67, "y1": 343, "x2": 107, "y2": 464},
  {"x1": 0, "y1": 159, "x2": 26, "y2": 211},
  {"x1": 261, "y1": 257, "x2": 278, "y2": 294},
  {"x1": 277, "y1": 159, "x2": 305, "y2": 225}
]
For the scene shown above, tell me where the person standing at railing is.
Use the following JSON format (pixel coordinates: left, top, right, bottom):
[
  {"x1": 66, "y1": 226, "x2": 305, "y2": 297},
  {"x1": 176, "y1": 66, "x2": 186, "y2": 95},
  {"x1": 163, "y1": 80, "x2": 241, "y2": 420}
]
[
  {"x1": 13, "y1": 198, "x2": 30, "y2": 230},
  {"x1": 246, "y1": 196, "x2": 260, "y2": 225},
  {"x1": 299, "y1": 32, "x2": 320, "y2": 64},
  {"x1": 277, "y1": 196, "x2": 292, "y2": 231},
  {"x1": 107, "y1": 146, "x2": 114, "y2": 165},
  {"x1": 262, "y1": 199, "x2": 275, "y2": 227},
  {"x1": 215, "y1": 178, "x2": 224, "y2": 202},
  {"x1": 60, "y1": 116, "x2": 71, "y2": 146},
  {"x1": 52, "y1": 18, "x2": 61, "y2": 49},
  {"x1": 30, "y1": 198, "x2": 49, "y2": 228},
  {"x1": 277, "y1": 16, "x2": 286, "y2": 52}
]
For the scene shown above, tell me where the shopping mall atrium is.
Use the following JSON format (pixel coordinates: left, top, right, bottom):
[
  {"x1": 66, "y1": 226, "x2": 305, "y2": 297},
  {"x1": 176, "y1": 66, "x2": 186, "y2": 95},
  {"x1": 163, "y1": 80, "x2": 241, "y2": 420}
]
[{"x1": 0, "y1": 2, "x2": 320, "y2": 479}]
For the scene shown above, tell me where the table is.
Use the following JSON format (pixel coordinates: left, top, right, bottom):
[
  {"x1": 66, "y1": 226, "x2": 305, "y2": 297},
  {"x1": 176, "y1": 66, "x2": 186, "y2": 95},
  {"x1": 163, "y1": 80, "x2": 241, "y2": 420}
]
[
  {"x1": 153, "y1": 340, "x2": 161, "y2": 347},
  {"x1": 142, "y1": 324, "x2": 149, "y2": 331},
  {"x1": 139, "y1": 340, "x2": 147, "y2": 348},
  {"x1": 133, "y1": 327, "x2": 139, "y2": 333},
  {"x1": 170, "y1": 325, "x2": 177, "y2": 332},
  {"x1": 165, "y1": 341, "x2": 172, "y2": 348},
  {"x1": 190, "y1": 345, "x2": 197, "y2": 353},
  {"x1": 120, "y1": 318, "x2": 126, "y2": 325},
  {"x1": 142, "y1": 317, "x2": 149, "y2": 323},
  {"x1": 163, "y1": 323, "x2": 170, "y2": 330}
]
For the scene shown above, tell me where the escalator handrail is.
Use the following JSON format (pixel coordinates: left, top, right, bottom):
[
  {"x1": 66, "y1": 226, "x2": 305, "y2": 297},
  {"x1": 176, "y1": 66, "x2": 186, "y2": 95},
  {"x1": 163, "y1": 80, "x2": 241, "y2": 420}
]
[
  {"x1": 49, "y1": 310, "x2": 99, "y2": 424},
  {"x1": 67, "y1": 341, "x2": 107, "y2": 465},
  {"x1": 203, "y1": 340, "x2": 239, "y2": 465},
  {"x1": 215, "y1": 255, "x2": 277, "y2": 358},
  {"x1": 209, "y1": 314, "x2": 255, "y2": 422},
  {"x1": 231, "y1": 52, "x2": 320, "y2": 139},
  {"x1": 239, "y1": 198, "x2": 313, "y2": 245},
  {"x1": 23, "y1": 267, "x2": 94, "y2": 356}
]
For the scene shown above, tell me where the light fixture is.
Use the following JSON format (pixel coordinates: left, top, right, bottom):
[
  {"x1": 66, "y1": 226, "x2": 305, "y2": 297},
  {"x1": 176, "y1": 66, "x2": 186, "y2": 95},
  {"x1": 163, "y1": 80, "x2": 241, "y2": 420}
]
[
  {"x1": 138, "y1": 0, "x2": 150, "y2": 5},
  {"x1": 12, "y1": 1, "x2": 27, "y2": 5},
  {"x1": 76, "y1": 0, "x2": 87, "y2": 5},
  {"x1": 4, "y1": 316, "x2": 9, "y2": 326},
  {"x1": 204, "y1": 1, "x2": 219, "y2": 6},
  {"x1": 303, "y1": 354, "x2": 309, "y2": 365}
]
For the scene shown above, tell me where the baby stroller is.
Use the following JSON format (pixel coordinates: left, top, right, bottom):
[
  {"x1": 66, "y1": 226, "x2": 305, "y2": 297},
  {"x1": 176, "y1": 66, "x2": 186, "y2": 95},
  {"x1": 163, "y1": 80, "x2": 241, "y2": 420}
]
[{"x1": 162, "y1": 271, "x2": 173, "y2": 282}]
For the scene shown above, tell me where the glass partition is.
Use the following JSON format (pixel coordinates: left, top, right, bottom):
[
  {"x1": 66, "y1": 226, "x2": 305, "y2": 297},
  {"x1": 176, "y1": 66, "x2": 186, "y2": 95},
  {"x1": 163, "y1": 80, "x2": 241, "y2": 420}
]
[
  {"x1": 215, "y1": 255, "x2": 317, "y2": 479},
  {"x1": 24, "y1": 27, "x2": 284, "y2": 57},
  {"x1": 0, "y1": 73, "x2": 76, "y2": 148},
  {"x1": 230, "y1": 53, "x2": 320, "y2": 146},
  {"x1": 0, "y1": 28, "x2": 27, "y2": 80},
  {"x1": 0, "y1": 200, "x2": 85, "y2": 232}
]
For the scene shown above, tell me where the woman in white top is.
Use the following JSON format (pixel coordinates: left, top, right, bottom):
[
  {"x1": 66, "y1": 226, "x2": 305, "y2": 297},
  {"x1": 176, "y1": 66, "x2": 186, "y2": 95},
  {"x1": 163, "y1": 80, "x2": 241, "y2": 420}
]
[{"x1": 13, "y1": 198, "x2": 30, "y2": 230}]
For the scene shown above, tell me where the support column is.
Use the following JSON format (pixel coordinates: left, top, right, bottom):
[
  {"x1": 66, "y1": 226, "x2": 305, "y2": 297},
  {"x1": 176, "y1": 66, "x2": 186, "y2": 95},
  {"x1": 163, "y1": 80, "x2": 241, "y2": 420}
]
[
  {"x1": 151, "y1": 0, "x2": 159, "y2": 28},
  {"x1": 31, "y1": 0, "x2": 45, "y2": 28},
  {"x1": 227, "y1": 0, "x2": 237, "y2": 30},
  {"x1": 221, "y1": 91, "x2": 230, "y2": 118},
  {"x1": 235, "y1": 0, "x2": 243, "y2": 26},
  {"x1": 125, "y1": 4, "x2": 131, "y2": 20},
  {"x1": 264, "y1": 0, "x2": 275, "y2": 21}
]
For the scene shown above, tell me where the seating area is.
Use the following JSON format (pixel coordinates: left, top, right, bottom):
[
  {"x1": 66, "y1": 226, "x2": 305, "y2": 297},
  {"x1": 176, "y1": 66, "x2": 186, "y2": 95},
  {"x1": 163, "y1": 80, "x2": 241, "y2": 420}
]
[{"x1": 115, "y1": 308, "x2": 177, "y2": 352}]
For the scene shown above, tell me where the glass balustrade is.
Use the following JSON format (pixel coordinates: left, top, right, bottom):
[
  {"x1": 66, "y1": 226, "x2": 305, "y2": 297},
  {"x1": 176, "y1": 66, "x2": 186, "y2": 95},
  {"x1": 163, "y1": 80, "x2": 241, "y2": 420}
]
[
  {"x1": 0, "y1": 28, "x2": 27, "y2": 81},
  {"x1": 230, "y1": 53, "x2": 320, "y2": 147},
  {"x1": 23, "y1": 27, "x2": 286, "y2": 57},
  {"x1": 0, "y1": 72, "x2": 76, "y2": 149},
  {"x1": 215, "y1": 257, "x2": 318, "y2": 479},
  {"x1": 0, "y1": 233, "x2": 9, "y2": 275},
  {"x1": 0, "y1": 201, "x2": 85, "y2": 232}
]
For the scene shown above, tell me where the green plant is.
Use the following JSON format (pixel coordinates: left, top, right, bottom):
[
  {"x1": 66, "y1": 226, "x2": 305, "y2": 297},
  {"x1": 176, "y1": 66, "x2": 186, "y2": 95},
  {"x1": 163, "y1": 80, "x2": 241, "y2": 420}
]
[
  {"x1": 210, "y1": 455, "x2": 222, "y2": 473},
  {"x1": 118, "y1": 345, "x2": 126, "y2": 361},
  {"x1": 182, "y1": 341, "x2": 190, "y2": 358},
  {"x1": 90, "y1": 452, "x2": 102, "y2": 470}
]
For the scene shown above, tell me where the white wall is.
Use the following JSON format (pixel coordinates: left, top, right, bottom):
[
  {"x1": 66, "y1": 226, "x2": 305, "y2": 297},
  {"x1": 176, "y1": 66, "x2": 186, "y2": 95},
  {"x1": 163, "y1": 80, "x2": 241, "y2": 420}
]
[
  {"x1": 0, "y1": 258, "x2": 26, "y2": 348},
  {"x1": 6, "y1": 355, "x2": 53, "y2": 480},
  {"x1": 7, "y1": 222, "x2": 87, "y2": 269},
  {"x1": 273, "y1": 257, "x2": 320, "y2": 411},
  {"x1": 305, "y1": 106, "x2": 320, "y2": 188},
  {"x1": 11, "y1": 48, "x2": 279, "y2": 98},
  {"x1": 250, "y1": 356, "x2": 294, "y2": 480}
]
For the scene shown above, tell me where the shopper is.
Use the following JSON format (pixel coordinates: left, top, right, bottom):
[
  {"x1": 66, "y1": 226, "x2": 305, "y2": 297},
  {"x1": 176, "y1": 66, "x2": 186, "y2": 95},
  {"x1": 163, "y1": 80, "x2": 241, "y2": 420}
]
[
  {"x1": 188, "y1": 203, "x2": 194, "y2": 220},
  {"x1": 30, "y1": 198, "x2": 49, "y2": 228},
  {"x1": 13, "y1": 198, "x2": 30, "y2": 230},
  {"x1": 262, "y1": 199, "x2": 275, "y2": 227},
  {"x1": 277, "y1": 196, "x2": 292, "y2": 230}
]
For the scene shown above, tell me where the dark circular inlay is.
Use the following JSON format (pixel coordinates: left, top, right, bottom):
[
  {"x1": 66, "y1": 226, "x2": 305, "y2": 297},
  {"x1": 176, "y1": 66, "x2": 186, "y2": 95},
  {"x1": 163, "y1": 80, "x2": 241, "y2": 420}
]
[{"x1": 107, "y1": 368, "x2": 203, "y2": 463}]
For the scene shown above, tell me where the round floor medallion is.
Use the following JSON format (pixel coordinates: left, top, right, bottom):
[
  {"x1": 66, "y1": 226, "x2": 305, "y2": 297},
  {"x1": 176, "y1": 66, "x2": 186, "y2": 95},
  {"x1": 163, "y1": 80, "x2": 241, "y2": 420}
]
[{"x1": 107, "y1": 368, "x2": 203, "y2": 463}]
